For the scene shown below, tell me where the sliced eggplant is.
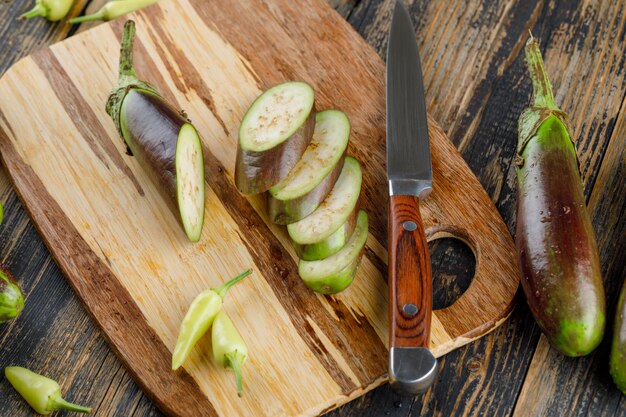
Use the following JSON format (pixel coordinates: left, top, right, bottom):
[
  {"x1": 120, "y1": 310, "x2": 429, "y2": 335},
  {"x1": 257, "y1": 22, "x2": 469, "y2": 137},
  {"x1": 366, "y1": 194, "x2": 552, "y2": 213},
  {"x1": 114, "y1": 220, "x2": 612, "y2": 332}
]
[
  {"x1": 119, "y1": 89, "x2": 205, "y2": 242},
  {"x1": 296, "y1": 209, "x2": 357, "y2": 261},
  {"x1": 298, "y1": 210, "x2": 368, "y2": 294},
  {"x1": 235, "y1": 82, "x2": 316, "y2": 194},
  {"x1": 287, "y1": 156, "x2": 362, "y2": 245},
  {"x1": 176, "y1": 124, "x2": 206, "y2": 242},
  {"x1": 268, "y1": 110, "x2": 350, "y2": 224},
  {"x1": 108, "y1": 22, "x2": 205, "y2": 242}
]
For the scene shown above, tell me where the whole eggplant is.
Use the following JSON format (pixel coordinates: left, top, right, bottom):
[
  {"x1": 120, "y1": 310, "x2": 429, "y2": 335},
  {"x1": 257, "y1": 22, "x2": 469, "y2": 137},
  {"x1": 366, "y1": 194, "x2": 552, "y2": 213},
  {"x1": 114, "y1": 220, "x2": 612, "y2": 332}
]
[
  {"x1": 515, "y1": 36, "x2": 605, "y2": 357},
  {"x1": 610, "y1": 281, "x2": 626, "y2": 393},
  {"x1": 0, "y1": 267, "x2": 24, "y2": 324}
]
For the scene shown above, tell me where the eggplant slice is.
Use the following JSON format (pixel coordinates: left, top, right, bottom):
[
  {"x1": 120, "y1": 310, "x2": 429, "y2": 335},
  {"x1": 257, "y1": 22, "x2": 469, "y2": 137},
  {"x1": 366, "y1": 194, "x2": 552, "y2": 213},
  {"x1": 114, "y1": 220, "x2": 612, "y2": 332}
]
[
  {"x1": 235, "y1": 82, "x2": 316, "y2": 194},
  {"x1": 296, "y1": 209, "x2": 357, "y2": 261},
  {"x1": 287, "y1": 156, "x2": 362, "y2": 245},
  {"x1": 268, "y1": 110, "x2": 350, "y2": 224},
  {"x1": 176, "y1": 123, "x2": 205, "y2": 242},
  {"x1": 298, "y1": 210, "x2": 369, "y2": 294}
]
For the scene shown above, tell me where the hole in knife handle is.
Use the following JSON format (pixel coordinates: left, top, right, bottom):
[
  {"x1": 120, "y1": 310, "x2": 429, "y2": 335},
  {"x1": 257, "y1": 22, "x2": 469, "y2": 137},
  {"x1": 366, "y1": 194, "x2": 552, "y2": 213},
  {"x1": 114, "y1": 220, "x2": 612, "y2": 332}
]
[{"x1": 426, "y1": 226, "x2": 476, "y2": 311}]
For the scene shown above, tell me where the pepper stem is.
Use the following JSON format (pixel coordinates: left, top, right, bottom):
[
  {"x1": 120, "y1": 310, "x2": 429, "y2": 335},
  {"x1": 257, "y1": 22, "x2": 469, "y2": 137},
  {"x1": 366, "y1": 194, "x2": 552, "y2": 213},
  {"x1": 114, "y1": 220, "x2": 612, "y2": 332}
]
[
  {"x1": 226, "y1": 351, "x2": 246, "y2": 397},
  {"x1": 215, "y1": 269, "x2": 252, "y2": 299},
  {"x1": 19, "y1": 4, "x2": 47, "y2": 20},
  {"x1": 50, "y1": 397, "x2": 92, "y2": 413},
  {"x1": 524, "y1": 33, "x2": 559, "y2": 111},
  {"x1": 69, "y1": 10, "x2": 107, "y2": 24}
]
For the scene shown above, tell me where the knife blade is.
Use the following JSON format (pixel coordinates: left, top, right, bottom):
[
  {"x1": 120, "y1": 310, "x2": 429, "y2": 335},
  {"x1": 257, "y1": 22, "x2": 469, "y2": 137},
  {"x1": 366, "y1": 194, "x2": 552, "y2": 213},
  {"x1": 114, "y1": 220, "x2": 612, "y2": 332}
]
[{"x1": 386, "y1": 0, "x2": 438, "y2": 395}]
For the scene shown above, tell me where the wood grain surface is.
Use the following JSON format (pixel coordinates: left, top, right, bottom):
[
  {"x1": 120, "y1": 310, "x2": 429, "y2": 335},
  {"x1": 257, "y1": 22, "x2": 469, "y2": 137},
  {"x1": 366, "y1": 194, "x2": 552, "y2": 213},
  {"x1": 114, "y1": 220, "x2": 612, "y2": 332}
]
[
  {"x1": 0, "y1": 0, "x2": 623, "y2": 417},
  {"x1": 388, "y1": 195, "x2": 432, "y2": 349},
  {"x1": 0, "y1": 0, "x2": 519, "y2": 416}
]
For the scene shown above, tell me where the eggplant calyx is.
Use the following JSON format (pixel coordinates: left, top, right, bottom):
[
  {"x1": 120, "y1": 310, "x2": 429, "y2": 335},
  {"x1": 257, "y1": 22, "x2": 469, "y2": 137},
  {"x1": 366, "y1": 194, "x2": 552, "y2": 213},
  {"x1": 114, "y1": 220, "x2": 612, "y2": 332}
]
[
  {"x1": 517, "y1": 35, "x2": 577, "y2": 163},
  {"x1": 106, "y1": 20, "x2": 160, "y2": 144},
  {"x1": 517, "y1": 107, "x2": 571, "y2": 154}
]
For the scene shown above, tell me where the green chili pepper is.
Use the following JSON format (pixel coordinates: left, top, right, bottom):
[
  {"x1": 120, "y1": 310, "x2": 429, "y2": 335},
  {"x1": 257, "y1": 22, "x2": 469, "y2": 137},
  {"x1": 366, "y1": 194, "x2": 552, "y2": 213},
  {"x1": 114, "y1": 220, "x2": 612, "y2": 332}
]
[
  {"x1": 0, "y1": 267, "x2": 24, "y2": 324},
  {"x1": 172, "y1": 269, "x2": 252, "y2": 370},
  {"x1": 0, "y1": 201, "x2": 4, "y2": 225},
  {"x1": 19, "y1": 0, "x2": 73, "y2": 22},
  {"x1": 5, "y1": 367, "x2": 91, "y2": 414},
  {"x1": 212, "y1": 311, "x2": 248, "y2": 397},
  {"x1": 69, "y1": 0, "x2": 159, "y2": 24}
]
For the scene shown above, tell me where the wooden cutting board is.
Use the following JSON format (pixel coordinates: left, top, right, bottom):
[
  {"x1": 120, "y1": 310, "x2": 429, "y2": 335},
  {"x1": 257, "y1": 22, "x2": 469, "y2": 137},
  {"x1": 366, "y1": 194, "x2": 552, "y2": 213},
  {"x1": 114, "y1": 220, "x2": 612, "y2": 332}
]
[{"x1": 0, "y1": 1, "x2": 520, "y2": 416}]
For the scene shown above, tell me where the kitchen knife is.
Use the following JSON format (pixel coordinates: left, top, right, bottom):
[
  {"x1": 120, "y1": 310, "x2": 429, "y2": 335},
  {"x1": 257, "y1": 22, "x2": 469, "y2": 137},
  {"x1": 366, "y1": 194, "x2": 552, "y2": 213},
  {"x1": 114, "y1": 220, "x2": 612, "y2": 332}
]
[{"x1": 386, "y1": 0, "x2": 438, "y2": 395}]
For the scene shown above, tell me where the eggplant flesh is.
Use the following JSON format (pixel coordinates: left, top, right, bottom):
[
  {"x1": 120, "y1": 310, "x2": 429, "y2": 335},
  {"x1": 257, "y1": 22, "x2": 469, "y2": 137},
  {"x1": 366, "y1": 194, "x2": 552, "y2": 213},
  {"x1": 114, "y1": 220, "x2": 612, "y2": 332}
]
[
  {"x1": 516, "y1": 115, "x2": 605, "y2": 356},
  {"x1": 235, "y1": 82, "x2": 316, "y2": 195},
  {"x1": 268, "y1": 110, "x2": 350, "y2": 224},
  {"x1": 610, "y1": 282, "x2": 626, "y2": 394},
  {"x1": 298, "y1": 210, "x2": 368, "y2": 294},
  {"x1": 120, "y1": 89, "x2": 205, "y2": 242},
  {"x1": 287, "y1": 156, "x2": 362, "y2": 245},
  {"x1": 269, "y1": 156, "x2": 345, "y2": 225},
  {"x1": 295, "y1": 208, "x2": 357, "y2": 261}
]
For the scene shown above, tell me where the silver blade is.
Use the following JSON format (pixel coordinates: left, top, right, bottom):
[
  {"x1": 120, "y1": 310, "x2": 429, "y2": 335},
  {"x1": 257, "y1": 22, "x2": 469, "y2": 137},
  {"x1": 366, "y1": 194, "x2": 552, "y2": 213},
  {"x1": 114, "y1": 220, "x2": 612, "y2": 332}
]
[{"x1": 386, "y1": 0, "x2": 432, "y2": 199}]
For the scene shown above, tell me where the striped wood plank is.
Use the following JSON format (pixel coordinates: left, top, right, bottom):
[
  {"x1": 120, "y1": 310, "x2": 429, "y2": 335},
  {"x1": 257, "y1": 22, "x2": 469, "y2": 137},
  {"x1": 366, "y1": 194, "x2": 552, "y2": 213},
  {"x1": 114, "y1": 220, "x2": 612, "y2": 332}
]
[{"x1": 0, "y1": 0, "x2": 520, "y2": 416}]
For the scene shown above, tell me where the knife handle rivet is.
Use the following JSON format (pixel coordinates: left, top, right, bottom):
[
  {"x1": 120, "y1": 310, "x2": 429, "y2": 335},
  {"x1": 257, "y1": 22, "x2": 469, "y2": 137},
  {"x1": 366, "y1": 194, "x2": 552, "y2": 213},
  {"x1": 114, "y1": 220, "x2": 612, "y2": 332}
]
[
  {"x1": 403, "y1": 221, "x2": 417, "y2": 231},
  {"x1": 402, "y1": 303, "x2": 418, "y2": 317}
]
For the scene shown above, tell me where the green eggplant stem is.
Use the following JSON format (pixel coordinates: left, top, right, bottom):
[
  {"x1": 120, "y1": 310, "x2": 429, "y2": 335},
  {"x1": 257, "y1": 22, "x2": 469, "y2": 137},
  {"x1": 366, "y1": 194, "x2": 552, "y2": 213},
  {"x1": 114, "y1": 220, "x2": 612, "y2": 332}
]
[
  {"x1": 215, "y1": 269, "x2": 252, "y2": 299},
  {"x1": 106, "y1": 20, "x2": 160, "y2": 139},
  {"x1": 226, "y1": 351, "x2": 246, "y2": 397},
  {"x1": 19, "y1": 4, "x2": 46, "y2": 20},
  {"x1": 525, "y1": 33, "x2": 558, "y2": 111},
  {"x1": 68, "y1": 11, "x2": 106, "y2": 24},
  {"x1": 50, "y1": 397, "x2": 92, "y2": 413},
  {"x1": 118, "y1": 20, "x2": 140, "y2": 85}
]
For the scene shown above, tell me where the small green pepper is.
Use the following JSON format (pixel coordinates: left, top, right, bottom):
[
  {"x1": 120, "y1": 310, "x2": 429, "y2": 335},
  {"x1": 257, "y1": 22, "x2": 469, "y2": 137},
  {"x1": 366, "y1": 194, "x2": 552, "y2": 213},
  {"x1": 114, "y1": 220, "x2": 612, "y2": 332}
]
[
  {"x1": 5, "y1": 367, "x2": 91, "y2": 414},
  {"x1": 212, "y1": 311, "x2": 248, "y2": 397},
  {"x1": 0, "y1": 267, "x2": 24, "y2": 324},
  {"x1": 69, "y1": 0, "x2": 159, "y2": 24},
  {"x1": 19, "y1": 0, "x2": 73, "y2": 22},
  {"x1": 172, "y1": 269, "x2": 251, "y2": 370}
]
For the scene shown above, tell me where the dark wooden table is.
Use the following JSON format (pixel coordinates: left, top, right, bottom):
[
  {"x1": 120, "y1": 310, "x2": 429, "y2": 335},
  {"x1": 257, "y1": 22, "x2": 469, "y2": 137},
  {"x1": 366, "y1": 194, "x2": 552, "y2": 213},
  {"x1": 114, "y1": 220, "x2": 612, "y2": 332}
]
[{"x1": 0, "y1": 0, "x2": 624, "y2": 416}]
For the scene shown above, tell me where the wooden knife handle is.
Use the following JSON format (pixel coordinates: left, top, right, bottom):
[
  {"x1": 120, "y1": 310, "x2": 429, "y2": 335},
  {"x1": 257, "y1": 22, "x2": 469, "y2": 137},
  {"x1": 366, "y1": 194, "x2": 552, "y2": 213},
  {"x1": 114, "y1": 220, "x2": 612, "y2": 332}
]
[{"x1": 388, "y1": 194, "x2": 432, "y2": 348}]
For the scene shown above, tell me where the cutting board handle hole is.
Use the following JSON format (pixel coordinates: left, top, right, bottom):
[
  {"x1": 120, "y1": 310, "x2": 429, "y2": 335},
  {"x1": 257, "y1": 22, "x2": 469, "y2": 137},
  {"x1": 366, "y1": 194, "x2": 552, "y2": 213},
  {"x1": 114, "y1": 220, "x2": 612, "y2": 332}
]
[{"x1": 426, "y1": 228, "x2": 476, "y2": 311}]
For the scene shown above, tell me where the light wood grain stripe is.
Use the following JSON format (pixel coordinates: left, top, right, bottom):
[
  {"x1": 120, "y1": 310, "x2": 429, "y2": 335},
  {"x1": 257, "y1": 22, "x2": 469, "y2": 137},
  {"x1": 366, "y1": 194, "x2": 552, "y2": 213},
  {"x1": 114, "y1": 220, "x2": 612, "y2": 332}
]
[
  {"x1": 142, "y1": 10, "x2": 230, "y2": 138},
  {"x1": 32, "y1": 50, "x2": 144, "y2": 197}
]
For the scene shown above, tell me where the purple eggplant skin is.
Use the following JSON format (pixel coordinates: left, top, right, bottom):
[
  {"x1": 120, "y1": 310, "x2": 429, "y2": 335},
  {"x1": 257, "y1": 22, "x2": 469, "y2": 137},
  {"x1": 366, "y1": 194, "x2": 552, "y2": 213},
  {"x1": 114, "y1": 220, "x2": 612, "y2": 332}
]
[
  {"x1": 515, "y1": 36, "x2": 605, "y2": 357},
  {"x1": 610, "y1": 281, "x2": 626, "y2": 394},
  {"x1": 235, "y1": 107, "x2": 315, "y2": 195},
  {"x1": 268, "y1": 155, "x2": 345, "y2": 225},
  {"x1": 120, "y1": 89, "x2": 183, "y2": 201}
]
